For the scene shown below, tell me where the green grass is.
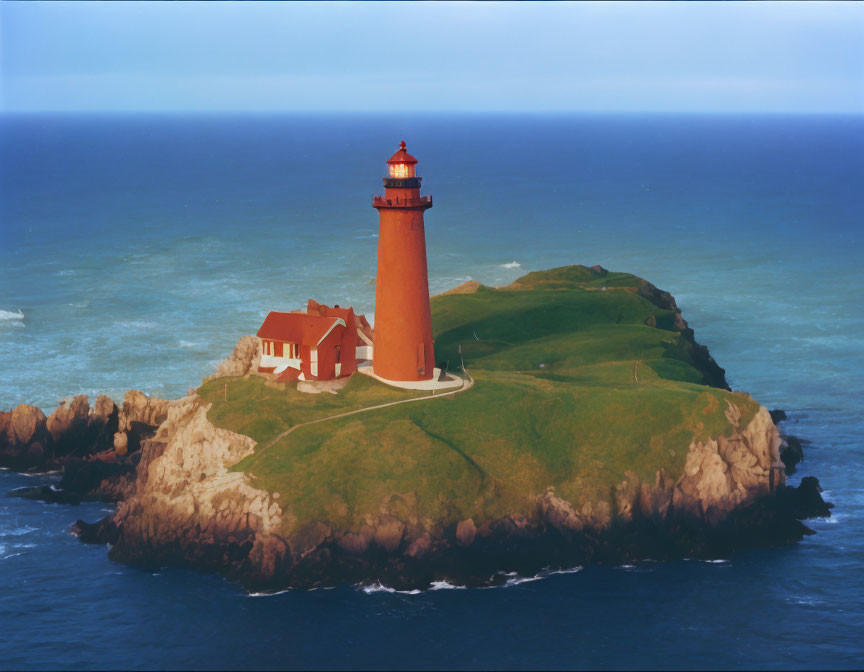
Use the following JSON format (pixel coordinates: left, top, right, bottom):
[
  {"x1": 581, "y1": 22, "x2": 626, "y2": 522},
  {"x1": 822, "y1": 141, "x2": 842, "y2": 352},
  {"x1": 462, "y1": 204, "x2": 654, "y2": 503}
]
[
  {"x1": 198, "y1": 374, "x2": 425, "y2": 444},
  {"x1": 201, "y1": 265, "x2": 761, "y2": 534}
]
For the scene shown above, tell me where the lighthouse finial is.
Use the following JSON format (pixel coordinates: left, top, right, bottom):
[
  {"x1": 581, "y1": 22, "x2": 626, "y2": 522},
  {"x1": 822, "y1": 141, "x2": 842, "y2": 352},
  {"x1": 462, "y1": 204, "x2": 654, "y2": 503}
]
[{"x1": 400, "y1": 140, "x2": 406, "y2": 150}]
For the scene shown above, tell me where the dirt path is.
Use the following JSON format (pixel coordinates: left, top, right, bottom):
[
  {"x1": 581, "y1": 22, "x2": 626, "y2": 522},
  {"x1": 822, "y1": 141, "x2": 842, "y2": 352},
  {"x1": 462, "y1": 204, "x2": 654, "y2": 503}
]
[{"x1": 259, "y1": 371, "x2": 475, "y2": 450}]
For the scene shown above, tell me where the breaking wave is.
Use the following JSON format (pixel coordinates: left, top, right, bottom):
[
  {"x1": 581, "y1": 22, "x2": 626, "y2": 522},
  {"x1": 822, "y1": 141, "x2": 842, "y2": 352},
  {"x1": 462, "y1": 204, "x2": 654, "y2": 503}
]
[{"x1": 0, "y1": 309, "x2": 24, "y2": 320}]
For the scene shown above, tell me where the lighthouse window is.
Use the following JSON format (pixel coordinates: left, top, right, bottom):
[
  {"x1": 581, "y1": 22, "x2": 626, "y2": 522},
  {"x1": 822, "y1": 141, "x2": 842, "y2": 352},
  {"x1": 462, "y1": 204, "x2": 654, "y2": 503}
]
[{"x1": 389, "y1": 163, "x2": 412, "y2": 179}]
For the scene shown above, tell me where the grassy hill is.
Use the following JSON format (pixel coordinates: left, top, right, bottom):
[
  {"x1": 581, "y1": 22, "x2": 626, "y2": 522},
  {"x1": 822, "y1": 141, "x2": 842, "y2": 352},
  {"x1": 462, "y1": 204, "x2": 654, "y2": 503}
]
[{"x1": 198, "y1": 265, "x2": 759, "y2": 534}]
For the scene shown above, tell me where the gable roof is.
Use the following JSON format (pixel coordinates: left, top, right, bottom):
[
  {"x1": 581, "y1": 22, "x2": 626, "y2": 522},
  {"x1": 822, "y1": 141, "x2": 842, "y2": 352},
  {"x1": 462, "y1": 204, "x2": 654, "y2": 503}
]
[
  {"x1": 356, "y1": 314, "x2": 374, "y2": 344},
  {"x1": 257, "y1": 312, "x2": 346, "y2": 348}
]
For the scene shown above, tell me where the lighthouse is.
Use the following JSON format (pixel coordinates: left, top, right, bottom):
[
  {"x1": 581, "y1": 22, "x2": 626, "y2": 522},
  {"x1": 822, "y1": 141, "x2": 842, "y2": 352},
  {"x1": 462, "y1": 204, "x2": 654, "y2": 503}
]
[{"x1": 371, "y1": 141, "x2": 435, "y2": 382}]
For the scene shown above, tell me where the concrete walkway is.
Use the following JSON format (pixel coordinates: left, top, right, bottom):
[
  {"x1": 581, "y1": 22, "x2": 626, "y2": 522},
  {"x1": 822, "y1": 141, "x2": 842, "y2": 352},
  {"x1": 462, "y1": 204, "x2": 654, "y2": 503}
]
[{"x1": 259, "y1": 370, "x2": 475, "y2": 451}]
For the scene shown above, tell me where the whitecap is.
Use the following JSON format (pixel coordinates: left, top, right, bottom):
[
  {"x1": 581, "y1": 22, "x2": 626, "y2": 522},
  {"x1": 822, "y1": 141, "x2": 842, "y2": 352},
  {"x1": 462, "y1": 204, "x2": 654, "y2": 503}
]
[
  {"x1": 0, "y1": 525, "x2": 39, "y2": 537},
  {"x1": 429, "y1": 580, "x2": 467, "y2": 590},
  {"x1": 0, "y1": 309, "x2": 24, "y2": 321},
  {"x1": 248, "y1": 588, "x2": 293, "y2": 598},
  {"x1": 360, "y1": 582, "x2": 422, "y2": 595},
  {"x1": 178, "y1": 340, "x2": 207, "y2": 349},
  {"x1": 500, "y1": 261, "x2": 521, "y2": 269},
  {"x1": 544, "y1": 566, "x2": 583, "y2": 576},
  {"x1": 503, "y1": 574, "x2": 542, "y2": 586},
  {"x1": 701, "y1": 559, "x2": 730, "y2": 564},
  {"x1": 786, "y1": 596, "x2": 825, "y2": 606}
]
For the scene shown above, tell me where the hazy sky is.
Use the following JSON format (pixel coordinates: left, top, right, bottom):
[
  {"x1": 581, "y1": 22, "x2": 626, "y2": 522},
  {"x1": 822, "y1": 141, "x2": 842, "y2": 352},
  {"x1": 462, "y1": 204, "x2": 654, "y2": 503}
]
[{"x1": 1, "y1": 1, "x2": 862, "y2": 113}]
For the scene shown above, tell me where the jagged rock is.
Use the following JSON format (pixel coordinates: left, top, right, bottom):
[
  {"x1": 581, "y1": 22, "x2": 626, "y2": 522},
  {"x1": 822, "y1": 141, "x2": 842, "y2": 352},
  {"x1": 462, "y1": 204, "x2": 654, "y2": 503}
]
[
  {"x1": 100, "y1": 396, "x2": 270, "y2": 575},
  {"x1": 119, "y1": 390, "x2": 169, "y2": 452},
  {"x1": 114, "y1": 432, "x2": 128, "y2": 456},
  {"x1": 405, "y1": 533, "x2": 433, "y2": 558},
  {"x1": 673, "y1": 406, "x2": 782, "y2": 525},
  {"x1": 336, "y1": 525, "x2": 374, "y2": 555},
  {"x1": 780, "y1": 435, "x2": 805, "y2": 475},
  {"x1": 10, "y1": 404, "x2": 48, "y2": 445},
  {"x1": 293, "y1": 521, "x2": 332, "y2": 556},
  {"x1": 769, "y1": 409, "x2": 788, "y2": 424},
  {"x1": 374, "y1": 515, "x2": 405, "y2": 552},
  {"x1": 779, "y1": 476, "x2": 832, "y2": 519},
  {"x1": 60, "y1": 458, "x2": 138, "y2": 501},
  {"x1": 456, "y1": 519, "x2": 477, "y2": 547},
  {"x1": 0, "y1": 404, "x2": 53, "y2": 470},
  {"x1": 1, "y1": 395, "x2": 123, "y2": 470},
  {"x1": 0, "y1": 411, "x2": 10, "y2": 441},
  {"x1": 72, "y1": 517, "x2": 119, "y2": 545},
  {"x1": 120, "y1": 390, "x2": 169, "y2": 431},
  {"x1": 213, "y1": 335, "x2": 262, "y2": 378},
  {"x1": 87, "y1": 395, "x2": 119, "y2": 453},
  {"x1": 46, "y1": 395, "x2": 90, "y2": 457}
]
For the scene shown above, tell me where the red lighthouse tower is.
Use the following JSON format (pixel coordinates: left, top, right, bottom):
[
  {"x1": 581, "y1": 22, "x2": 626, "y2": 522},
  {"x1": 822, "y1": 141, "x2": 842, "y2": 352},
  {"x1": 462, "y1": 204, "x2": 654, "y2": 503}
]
[{"x1": 372, "y1": 141, "x2": 435, "y2": 382}]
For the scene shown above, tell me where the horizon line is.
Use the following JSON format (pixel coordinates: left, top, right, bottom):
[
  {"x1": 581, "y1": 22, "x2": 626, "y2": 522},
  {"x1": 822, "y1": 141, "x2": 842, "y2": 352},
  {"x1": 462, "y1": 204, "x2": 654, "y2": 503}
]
[{"x1": 3, "y1": 109, "x2": 863, "y2": 117}]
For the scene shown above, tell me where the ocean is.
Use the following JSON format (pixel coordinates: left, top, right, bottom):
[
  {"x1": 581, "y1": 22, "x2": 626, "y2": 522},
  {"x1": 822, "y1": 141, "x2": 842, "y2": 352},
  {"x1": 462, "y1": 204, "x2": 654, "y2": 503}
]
[{"x1": 0, "y1": 114, "x2": 862, "y2": 669}]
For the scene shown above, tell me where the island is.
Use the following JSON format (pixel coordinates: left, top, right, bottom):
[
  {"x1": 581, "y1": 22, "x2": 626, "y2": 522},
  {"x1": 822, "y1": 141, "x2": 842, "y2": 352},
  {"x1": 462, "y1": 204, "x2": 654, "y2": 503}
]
[{"x1": 1, "y1": 264, "x2": 831, "y2": 591}]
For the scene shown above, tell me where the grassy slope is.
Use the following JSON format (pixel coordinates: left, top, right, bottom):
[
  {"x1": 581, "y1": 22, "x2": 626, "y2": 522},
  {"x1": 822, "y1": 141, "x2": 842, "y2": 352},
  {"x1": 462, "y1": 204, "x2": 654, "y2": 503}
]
[{"x1": 200, "y1": 266, "x2": 759, "y2": 533}]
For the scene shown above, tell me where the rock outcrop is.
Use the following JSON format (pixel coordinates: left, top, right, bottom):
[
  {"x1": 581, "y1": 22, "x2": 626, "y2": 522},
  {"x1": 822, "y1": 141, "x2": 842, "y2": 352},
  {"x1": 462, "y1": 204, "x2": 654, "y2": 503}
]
[
  {"x1": 0, "y1": 404, "x2": 53, "y2": 470},
  {"x1": 212, "y1": 336, "x2": 262, "y2": 379},
  {"x1": 46, "y1": 395, "x2": 91, "y2": 457},
  {"x1": 114, "y1": 390, "x2": 169, "y2": 454},
  {"x1": 105, "y1": 395, "x2": 290, "y2": 586},
  {"x1": 0, "y1": 391, "x2": 161, "y2": 489}
]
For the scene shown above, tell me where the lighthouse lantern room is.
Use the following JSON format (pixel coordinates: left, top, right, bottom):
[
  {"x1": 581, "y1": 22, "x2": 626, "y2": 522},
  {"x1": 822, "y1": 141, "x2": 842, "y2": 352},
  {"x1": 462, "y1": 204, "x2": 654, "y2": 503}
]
[{"x1": 387, "y1": 141, "x2": 417, "y2": 178}]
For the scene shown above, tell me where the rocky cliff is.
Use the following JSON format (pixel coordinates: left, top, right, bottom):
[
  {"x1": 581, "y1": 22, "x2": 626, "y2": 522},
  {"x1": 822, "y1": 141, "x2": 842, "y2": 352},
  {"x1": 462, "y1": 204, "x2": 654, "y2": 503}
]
[{"x1": 75, "y1": 393, "x2": 825, "y2": 591}]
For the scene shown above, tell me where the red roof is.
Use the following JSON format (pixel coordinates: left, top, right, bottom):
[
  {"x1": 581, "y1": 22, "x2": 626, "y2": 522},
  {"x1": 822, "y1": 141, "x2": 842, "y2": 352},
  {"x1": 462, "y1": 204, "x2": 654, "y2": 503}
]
[
  {"x1": 307, "y1": 299, "x2": 354, "y2": 323},
  {"x1": 386, "y1": 140, "x2": 418, "y2": 165},
  {"x1": 356, "y1": 314, "x2": 374, "y2": 342},
  {"x1": 257, "y1": 312, "x2": 344, "y2": 347}
]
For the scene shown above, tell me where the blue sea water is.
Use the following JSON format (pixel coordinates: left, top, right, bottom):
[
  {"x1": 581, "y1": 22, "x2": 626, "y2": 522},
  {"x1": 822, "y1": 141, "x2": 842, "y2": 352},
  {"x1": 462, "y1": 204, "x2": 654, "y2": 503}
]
[{"x1": 0, "y1": 114, "x2": 862, "y2": 670}]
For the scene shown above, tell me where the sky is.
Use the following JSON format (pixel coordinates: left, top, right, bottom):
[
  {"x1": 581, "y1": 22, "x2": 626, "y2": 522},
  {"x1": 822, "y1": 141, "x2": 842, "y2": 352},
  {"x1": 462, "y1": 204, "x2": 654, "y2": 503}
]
[{"x1": 1, "y1": 1, "x2": 862, "y2": 114}]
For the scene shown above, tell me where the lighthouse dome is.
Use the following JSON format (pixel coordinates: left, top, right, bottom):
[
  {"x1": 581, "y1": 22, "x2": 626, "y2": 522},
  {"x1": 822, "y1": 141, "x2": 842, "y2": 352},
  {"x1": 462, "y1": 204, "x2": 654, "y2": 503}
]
[{"x1": 386, "y1": 140, "x2": 418, "y2": 166}]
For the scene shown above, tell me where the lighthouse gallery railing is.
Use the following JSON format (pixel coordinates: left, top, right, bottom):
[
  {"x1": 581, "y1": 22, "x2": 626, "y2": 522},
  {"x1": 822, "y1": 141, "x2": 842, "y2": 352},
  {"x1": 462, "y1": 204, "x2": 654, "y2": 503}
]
[{"x1": 372, "y1": 195, "x2": 433, "y2": 208}]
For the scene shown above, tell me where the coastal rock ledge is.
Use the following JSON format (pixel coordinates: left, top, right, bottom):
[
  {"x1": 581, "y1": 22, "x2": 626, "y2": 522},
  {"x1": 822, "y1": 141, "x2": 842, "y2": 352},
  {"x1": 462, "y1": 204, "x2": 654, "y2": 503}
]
[{"x1": 74, "y1": 393, "x2": 828, "y2": 591}]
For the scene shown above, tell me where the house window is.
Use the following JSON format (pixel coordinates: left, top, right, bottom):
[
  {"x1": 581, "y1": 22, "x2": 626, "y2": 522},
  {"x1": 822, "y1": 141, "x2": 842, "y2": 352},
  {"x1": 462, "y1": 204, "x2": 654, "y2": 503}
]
[{"x1": 335, "y1": 345, "x2": 341, "y2": 363}]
